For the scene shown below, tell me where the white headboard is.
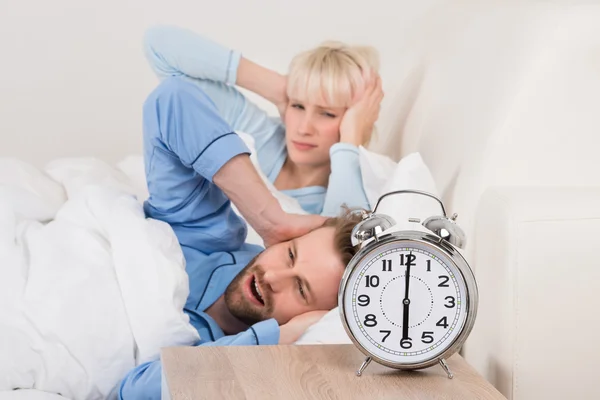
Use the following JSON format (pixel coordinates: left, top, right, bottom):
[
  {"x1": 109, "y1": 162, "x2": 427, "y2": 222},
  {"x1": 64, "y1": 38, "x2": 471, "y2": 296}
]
[{"x1": 0, "y1": 0, "x2": 446, "y2": 167}]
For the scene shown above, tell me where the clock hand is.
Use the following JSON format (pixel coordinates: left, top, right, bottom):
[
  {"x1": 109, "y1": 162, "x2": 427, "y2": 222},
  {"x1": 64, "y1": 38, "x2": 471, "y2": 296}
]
[{"x1": 402, "y1": 253, "x2": 412, "y2": 340}]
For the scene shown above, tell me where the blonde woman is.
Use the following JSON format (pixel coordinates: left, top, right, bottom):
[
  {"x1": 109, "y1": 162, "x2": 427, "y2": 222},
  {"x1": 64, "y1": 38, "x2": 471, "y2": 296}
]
[{"x1": 143, "y1": 25, "x2": 383, "y2": 217}]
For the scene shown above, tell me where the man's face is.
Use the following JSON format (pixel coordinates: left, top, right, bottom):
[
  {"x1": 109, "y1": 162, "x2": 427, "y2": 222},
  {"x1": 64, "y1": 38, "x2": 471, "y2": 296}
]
[{"x1": 224, "y1": 226, "x2": 344, "y2": 325}]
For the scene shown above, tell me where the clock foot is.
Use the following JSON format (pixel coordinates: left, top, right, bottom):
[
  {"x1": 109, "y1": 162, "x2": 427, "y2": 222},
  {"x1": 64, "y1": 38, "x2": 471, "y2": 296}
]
[
  {"x1": 356, "y1": 357, "x2": 372, "y2": 376},
  {"x1": 439, "y1": 358, "x2": 454, "y2": 379}
]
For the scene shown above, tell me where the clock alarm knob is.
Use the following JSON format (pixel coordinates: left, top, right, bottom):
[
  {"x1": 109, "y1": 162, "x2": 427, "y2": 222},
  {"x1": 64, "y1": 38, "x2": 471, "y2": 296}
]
[
  {"x1": 351, "y1": 212, "x2": 396, "y2": 247},
  {"x1": 422, "y1": 213, "x2": 467, "y2": 249}
]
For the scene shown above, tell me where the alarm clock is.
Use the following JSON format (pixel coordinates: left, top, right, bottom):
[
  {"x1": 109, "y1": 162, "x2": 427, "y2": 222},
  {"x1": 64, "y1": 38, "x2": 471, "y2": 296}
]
[{"x1": 338, "y1": 190, "x2": 478, "y2": 379}]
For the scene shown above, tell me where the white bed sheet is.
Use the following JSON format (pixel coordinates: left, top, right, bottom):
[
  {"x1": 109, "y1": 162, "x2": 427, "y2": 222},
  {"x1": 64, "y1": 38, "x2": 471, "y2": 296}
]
[
  {"x1": 0, "y1": 158, "x2": 199, "y2": 399},
  {"x1": 0, "y1": 390, "x2": 69, "y2": 400}
]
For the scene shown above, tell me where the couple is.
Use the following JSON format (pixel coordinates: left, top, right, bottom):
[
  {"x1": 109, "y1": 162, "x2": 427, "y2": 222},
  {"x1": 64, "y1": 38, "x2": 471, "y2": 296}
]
[{"x1": 118, "y1": 25, "x2": 384, "y2": 399}]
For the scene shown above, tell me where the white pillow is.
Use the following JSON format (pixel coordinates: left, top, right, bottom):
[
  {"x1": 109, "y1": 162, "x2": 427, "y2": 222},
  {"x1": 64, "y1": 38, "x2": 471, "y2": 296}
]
[
  {"x1": 358, "y1": 146, "x2": 398, "y2": 209},
  {"x1": 363, "y1": 150, "x2": 441, "y2": 230},
  {"x1": 295, "y1": 150, "x2": 440, "y2": 345}
]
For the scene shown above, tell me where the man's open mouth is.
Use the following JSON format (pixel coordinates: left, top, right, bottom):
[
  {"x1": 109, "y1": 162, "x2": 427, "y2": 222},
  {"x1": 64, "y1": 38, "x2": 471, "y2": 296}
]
[{"x1": 250, "y1": 275, "x2": 265, "y2": 306}]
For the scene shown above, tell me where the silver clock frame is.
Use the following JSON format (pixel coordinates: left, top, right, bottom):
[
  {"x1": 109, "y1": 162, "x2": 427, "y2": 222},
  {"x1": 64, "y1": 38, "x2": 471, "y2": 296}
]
[{"x1": 338, "y1": 229, "x2": 479, "y2": 379}]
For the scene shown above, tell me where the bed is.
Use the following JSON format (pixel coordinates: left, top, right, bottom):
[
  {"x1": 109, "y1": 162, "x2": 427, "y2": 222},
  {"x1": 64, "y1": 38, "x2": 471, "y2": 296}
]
[{"x1": 0, "y1": 131, "x2": 437, "y2": 399}]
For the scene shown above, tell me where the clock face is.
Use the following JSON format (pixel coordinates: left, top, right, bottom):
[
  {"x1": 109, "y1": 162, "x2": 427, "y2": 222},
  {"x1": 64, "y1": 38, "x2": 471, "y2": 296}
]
[{"x1": 341, "y1": 239, "x2": 469, "y2": 366}]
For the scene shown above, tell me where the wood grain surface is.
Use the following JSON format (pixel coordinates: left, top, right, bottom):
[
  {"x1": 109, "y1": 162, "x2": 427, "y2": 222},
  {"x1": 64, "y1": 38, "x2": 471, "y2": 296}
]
[{"x1": 161, "y1": 344, "x2": 506, "y2": 400}]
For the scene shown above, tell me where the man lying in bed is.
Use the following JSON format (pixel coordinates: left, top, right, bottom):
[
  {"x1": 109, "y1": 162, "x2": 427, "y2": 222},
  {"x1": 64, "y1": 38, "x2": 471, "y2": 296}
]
[{"x1": 116, "y1": 76, "x2": 363, "y2": 399}]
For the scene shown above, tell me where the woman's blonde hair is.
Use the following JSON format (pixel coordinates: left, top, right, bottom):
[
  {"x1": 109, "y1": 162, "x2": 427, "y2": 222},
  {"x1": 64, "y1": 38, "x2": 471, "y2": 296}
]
[{"x1": 286, "y1": 41, "x2": 380, "y2": 145}]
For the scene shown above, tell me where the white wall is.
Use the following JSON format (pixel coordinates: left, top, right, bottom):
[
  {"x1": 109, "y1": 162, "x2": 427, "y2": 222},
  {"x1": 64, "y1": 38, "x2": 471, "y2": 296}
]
[{"x1": 0, "y1": 0, "x2": 444, "y2": 167}]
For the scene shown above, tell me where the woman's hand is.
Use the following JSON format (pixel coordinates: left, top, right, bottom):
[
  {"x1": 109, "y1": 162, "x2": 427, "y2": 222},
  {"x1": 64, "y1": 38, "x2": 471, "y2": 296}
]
[{"x1": 339, "y1": 72, "x2": 384, "y2": 146}]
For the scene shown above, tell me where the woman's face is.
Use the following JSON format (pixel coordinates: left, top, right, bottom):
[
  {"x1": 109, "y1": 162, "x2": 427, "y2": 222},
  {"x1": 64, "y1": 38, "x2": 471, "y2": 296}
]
[{"x1": 283, "y1": 99, "x2": 347, "y2": 167}]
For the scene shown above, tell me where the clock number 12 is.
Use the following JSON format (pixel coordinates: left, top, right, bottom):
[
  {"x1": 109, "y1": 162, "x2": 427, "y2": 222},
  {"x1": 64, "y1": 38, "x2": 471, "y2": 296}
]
[{"x1": 400, "y1": 253, "x2": 417, "y2": 267}]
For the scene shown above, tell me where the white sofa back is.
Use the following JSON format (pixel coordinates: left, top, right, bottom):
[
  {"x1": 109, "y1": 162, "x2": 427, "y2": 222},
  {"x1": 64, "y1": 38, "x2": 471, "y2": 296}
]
[
  {"x1": 377, "y1": 3, "x2": 600, "y2": 399},
  {"x1": 376, "y1": 1, "x2": 600, "y2": 257}
]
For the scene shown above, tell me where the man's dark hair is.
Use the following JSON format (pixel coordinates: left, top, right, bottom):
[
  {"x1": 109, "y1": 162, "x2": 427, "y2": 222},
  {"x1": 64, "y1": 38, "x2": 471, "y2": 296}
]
[{"x1": 322, "y1": 206, "x2": 367, "y2": 267}]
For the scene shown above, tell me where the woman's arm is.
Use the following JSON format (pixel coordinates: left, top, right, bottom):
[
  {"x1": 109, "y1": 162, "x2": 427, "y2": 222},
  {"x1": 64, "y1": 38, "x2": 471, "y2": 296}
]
[
  {"x1": 321, "y1": 74, "x2": 383, "y2": 216},
  {"x1": 143, "y1": 25, "x2": 240, "y2": 85},
  {"x1": 320, "y1": 144, "x2": 371, "y2": 217}
]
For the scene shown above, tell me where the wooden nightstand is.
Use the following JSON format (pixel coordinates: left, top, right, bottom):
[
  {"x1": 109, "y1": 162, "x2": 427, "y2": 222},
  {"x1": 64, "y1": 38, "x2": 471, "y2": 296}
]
[{"x1": 160, "y1": 344, "x2": 506, "y2": 399}]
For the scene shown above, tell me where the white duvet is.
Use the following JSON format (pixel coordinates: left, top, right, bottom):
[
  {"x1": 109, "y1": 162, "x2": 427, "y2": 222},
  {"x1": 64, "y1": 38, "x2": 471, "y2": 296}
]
[
  {"x1": 0, "y1": 133, "x2": 438, "y2": 400},
  {"x1": 0, "y1": 158, "x2": 200, "y2": 399}
]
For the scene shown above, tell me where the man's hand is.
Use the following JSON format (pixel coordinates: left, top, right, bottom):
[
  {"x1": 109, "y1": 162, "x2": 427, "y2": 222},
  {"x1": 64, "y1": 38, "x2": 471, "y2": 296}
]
[
  {"x1": 263, "y1": 213, "x2": 327, "y2": 248},
  {"x1": 214, "y1": 154, "x2": 327, "y2": 248},
  {"x1": 279, "y1": 310, "x2": 329, "y2": 344}
]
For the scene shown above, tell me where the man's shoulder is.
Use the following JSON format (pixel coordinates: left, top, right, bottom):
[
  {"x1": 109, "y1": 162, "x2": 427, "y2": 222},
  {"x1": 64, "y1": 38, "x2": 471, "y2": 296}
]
[
  {"x1": 146, "y1": 75, "x2": 213, "y2": 107},
  {"x1": 209, "y1": 243, "x2": 263, "y2": 267},
  {"x1": 185, "y1": 243, "x2": 263, "y2": 275}
]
